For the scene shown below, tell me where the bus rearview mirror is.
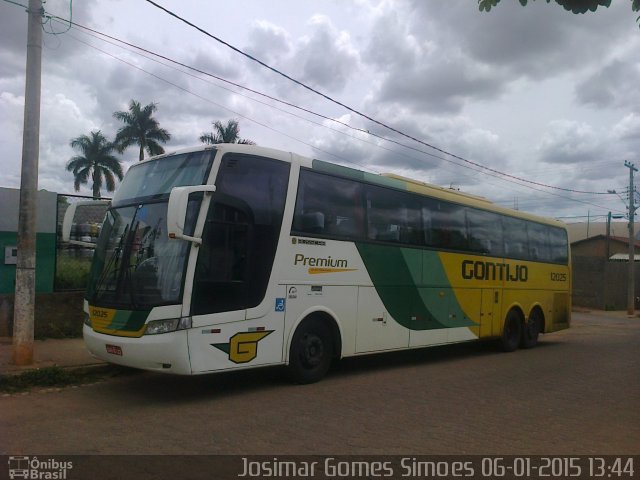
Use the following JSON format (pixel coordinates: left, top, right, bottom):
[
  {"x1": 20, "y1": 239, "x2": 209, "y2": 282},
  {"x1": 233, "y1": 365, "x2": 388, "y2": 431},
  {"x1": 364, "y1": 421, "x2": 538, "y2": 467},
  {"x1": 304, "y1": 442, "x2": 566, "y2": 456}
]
[{"x1": 167, "y1": 185, "x2": 216, "y2": 244}]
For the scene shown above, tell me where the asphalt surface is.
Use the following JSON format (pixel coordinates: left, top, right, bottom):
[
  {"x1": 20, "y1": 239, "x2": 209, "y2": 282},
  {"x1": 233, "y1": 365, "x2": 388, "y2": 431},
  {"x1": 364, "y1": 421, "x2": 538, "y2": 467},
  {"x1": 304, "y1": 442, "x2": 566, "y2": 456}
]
[{"x1": 1, "y1": 310, "x2": 638, "y2": 457}]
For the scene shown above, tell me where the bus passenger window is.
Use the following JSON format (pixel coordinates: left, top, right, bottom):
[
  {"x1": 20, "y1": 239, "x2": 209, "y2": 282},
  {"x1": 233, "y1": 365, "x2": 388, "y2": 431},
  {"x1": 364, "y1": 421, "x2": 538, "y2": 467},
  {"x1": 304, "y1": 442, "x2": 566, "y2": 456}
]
[
  {"x1": 426, "y1": 201, "x2": 468, "y2": 251},
  {"x1": 365, "y1": 184, "x2": 422, "y2": 246},
  {"x1": 467, "y1": 208, "x2": 503, "y2": 257},
  {"x1": 292, "y1": 170, "x2": 364, "y2": 240},
  {"x1": 503, "y1": 217, "x2": 529, "y2": 260},
  {"x1": 549, "y1": 227, "x2": 568, "y2": 264},
  {"x1": 527, "y1": 222, "x2": 552, "y2": 262}
]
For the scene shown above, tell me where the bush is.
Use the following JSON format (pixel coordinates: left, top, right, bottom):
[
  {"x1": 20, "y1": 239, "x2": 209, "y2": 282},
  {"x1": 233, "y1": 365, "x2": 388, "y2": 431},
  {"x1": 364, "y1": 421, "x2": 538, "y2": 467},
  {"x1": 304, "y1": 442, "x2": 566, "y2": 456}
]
[{"x1": 55, "y1": 253, "x2": 92, "y2": 290}]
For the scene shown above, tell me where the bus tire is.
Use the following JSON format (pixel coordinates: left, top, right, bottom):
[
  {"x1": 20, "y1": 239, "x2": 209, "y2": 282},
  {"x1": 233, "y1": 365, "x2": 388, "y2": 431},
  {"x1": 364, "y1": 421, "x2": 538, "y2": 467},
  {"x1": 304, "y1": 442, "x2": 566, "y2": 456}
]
[
  {"x1": 521, "y1": 308, "x2": 542, "y2": 349},
  {"x1": 288, "y1": 317, "x2": 334, "y2": 384},
  {"x1": 500, "y1": 310, "x2": 522, "y2": 352}
]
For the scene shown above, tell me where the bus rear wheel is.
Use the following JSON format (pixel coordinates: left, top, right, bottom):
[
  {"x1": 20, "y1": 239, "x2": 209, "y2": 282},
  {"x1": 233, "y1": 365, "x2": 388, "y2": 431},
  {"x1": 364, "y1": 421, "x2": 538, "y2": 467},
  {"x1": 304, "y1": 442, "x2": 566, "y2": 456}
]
[
  {"x1": 500, "y1": 310, "x2": 523, "y2": 352},
  {"x1": 521, "y1": 309, "x2": 542, "y2": 349},
  {"x1": 288, "y1": 318, "x2": 333, "y2": 384}
]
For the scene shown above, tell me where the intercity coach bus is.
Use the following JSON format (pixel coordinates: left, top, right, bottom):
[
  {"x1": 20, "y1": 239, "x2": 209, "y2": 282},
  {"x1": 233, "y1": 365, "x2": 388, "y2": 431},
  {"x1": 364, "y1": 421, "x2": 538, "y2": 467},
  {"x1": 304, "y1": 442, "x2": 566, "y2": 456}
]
[{"x1": 79, "y1": 144, "x2": 570, "y2": 383}]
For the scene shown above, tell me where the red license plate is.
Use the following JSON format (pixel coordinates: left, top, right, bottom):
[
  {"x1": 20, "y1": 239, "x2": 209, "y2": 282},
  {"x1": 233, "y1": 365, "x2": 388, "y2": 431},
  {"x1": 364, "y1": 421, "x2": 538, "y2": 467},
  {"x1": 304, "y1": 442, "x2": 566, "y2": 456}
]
[{"x1": 106, "y1": 344, "x2": 123, "y2": 356}]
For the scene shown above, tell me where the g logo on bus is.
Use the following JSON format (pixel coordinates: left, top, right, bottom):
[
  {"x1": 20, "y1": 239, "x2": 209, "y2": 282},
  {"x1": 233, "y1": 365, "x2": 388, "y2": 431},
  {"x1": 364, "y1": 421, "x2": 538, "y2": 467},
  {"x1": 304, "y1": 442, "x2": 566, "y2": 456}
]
[{"x1": 212, "y1": 330, "x2": 273, "y2": 364}]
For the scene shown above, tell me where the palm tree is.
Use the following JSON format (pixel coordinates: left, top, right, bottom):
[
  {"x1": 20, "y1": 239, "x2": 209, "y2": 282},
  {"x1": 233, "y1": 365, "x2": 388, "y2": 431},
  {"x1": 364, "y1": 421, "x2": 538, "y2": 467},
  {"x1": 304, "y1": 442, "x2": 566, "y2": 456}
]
[
  {"x1": 113, "y1": 100, "x2": 171, "y2": 161},
  {"x1": 66, "y1": 131, "x2": 124, "y2": 199},
  {"x1": 199, "y1": 119, "x2": 255, "y2": 145}
]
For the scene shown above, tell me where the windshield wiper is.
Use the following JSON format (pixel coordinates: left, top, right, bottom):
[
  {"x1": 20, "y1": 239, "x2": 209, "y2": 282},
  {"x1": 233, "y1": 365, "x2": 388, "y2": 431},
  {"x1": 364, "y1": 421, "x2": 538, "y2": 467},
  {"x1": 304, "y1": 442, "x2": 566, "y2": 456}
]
[{"x1": 92, "y1": 223, "x2": 129, "y2": 302}]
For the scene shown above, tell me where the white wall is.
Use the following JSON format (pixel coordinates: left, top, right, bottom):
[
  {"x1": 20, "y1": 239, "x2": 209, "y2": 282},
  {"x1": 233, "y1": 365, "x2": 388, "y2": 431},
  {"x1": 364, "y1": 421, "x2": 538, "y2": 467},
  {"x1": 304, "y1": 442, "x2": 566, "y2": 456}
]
[{"x1": 0, "y1": 187, "x2": 57, "y2": 233}]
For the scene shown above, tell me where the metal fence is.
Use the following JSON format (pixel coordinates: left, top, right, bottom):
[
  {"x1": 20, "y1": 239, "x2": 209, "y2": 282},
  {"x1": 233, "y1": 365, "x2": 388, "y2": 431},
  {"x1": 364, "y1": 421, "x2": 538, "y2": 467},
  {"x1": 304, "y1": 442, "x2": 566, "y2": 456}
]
[{"x1": 54, "y1": 194, "x2": 109, "y2": 291}]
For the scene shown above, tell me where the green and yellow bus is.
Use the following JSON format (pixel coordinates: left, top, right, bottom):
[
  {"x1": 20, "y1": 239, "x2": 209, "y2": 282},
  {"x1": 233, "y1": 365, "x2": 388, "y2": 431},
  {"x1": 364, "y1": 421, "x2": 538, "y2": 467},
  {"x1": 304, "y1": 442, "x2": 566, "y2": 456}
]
[{"x1": 80, "y1": 144, "x2": 570, "y2": 383}]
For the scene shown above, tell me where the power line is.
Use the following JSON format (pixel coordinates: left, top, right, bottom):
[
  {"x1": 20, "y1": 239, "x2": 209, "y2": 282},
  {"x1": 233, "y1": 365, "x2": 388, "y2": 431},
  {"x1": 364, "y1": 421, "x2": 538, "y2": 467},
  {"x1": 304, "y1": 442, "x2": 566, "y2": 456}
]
[
  {"x1": 3, "y1": 0, "x2": 623, "y2": 201},
  {"x1": 41, "y1": 6, "x2": 620, "y2": 204},
  {"x1": 62, "y1": 31, "x2": 379, "y2": 173},
  {"x1": 142, "y1": 0, "x2": 616, "y2": 197},
  {"x1": 46, "y1": 15, "x2": 514, "y2": 185},
  {"x1": 13, "y1": 1, "x2": 621, "y2": 216},
  {"x1": 54, "y1": 16, "x2": 623, "y2": 215},
  {"x1": 1, "y1": 0, "x2": 28, "y2": 8}
]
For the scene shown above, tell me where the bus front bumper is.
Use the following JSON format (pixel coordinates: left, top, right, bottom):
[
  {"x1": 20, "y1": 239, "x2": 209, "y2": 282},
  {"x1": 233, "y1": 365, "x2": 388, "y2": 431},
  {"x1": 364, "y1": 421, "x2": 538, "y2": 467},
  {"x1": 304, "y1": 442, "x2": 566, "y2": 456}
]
[{"x1": 83, "y1": 324, "x2": 192, "y2": 374}]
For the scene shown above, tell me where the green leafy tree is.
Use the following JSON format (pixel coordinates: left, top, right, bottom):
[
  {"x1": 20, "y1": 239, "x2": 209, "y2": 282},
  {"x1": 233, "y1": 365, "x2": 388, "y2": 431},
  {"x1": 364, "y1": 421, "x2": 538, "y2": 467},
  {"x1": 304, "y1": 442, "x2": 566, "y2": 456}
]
[
  {"x1": 199, "y1": 119, "x2": 255, "y2": 145},
  {"x1": 113, "y1": 100, "x2": 171, "y2": 161},
  {"x1": 479, "y1": 0, "x2": 639, "y2": 20},
  {"x1": 66, "y1": 131, "x2": 123, "y2": 199}
]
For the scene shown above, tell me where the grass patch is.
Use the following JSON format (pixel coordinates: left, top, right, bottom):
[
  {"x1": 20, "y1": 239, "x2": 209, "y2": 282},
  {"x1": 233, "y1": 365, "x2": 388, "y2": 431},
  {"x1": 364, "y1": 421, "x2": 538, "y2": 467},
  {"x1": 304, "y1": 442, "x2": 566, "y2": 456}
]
[
  {"x1": 55, "y1": 254, "x2": 92, "y2": 290},
  {"x1": 0, "y1": 365, "x2": 130, "y2": 393}
]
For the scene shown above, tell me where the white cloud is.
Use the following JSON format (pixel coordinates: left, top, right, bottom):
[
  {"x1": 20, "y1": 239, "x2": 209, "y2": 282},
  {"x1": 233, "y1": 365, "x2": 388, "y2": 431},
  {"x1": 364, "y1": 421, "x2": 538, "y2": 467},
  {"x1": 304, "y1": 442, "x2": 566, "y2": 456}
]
[
  {"x1": 536, "y1": 120, "x2": 604, "y2": 165},
  {"x1": 0, "y1": 0, "x2": 637, "y2": 220},
  {"x1": 293, "y1": 15, "x2": 360, "y2": 92},
  {"x1": 576, "y1": 58, "x2": 640, "y2": 111}
]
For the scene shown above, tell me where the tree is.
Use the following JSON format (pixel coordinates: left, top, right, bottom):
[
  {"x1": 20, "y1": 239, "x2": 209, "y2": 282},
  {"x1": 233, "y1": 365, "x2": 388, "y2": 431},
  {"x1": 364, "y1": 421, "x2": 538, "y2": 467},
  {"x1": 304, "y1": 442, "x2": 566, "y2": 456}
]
[
  {"x1": 66, "y1": 131, "x2": 124, "y2": 199},
  {"x1": 199, "y1": 119, "x2": 256, "y2": 145},
  {"x1": 479, "y1": 0, "x2": 639, "y2": 19},
  {"x1": 113, "y1": 100, "x2": 171, "y2": 161}
]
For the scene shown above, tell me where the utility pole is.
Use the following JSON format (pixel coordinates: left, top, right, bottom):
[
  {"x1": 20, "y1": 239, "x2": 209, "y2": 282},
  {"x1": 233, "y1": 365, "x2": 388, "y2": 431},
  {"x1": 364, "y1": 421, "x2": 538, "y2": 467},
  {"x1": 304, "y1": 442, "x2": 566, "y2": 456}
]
[
  {"x1": 625, "y1": 161, "x2": 638, "y2": 316},
  {"x1": 586, "y1": 210, "x2": 590, "y2": 238},
  {"x1": 13, "y1": 0, "x2": 43, "y2": 365},
  {"x1": 607, "y1": 212, "x2": 612, "y2": 260}
]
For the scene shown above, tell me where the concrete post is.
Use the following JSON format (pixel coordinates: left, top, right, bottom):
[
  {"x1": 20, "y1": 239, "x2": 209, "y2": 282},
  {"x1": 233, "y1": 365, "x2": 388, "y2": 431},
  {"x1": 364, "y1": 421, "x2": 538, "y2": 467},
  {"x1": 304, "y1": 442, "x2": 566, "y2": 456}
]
[
  {"x1": 12, "y1": 0, "x2": 43, "y2": 365},
  {"x1": 625, "y1": 161, "x2": 637, "y2": 317}
]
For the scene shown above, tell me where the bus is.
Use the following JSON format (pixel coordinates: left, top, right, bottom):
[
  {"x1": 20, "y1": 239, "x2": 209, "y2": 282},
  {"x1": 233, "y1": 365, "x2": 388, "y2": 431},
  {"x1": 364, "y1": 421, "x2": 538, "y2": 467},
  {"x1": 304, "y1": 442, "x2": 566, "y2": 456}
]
[{"x1": 79, "y1": 144, "x2": 570, "y2": 383}]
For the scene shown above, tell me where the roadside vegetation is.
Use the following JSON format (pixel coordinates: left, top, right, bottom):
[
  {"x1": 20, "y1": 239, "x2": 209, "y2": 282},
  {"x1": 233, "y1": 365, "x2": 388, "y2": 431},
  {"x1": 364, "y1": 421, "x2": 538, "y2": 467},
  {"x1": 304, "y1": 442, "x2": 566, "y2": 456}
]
[
  {"x1": 0, "y1": 365, "x2": 132, "y2": 393},
  {"x1": 55, "y1": 255, "x2": 92, "y2": 291}
]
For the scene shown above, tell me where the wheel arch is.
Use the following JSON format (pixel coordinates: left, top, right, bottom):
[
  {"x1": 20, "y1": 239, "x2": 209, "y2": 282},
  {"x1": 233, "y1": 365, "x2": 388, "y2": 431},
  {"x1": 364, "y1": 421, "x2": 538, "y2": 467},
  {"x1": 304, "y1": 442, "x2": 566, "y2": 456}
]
[{"x1": 285, "y1": 307, "x2": 343, "y2": 364}]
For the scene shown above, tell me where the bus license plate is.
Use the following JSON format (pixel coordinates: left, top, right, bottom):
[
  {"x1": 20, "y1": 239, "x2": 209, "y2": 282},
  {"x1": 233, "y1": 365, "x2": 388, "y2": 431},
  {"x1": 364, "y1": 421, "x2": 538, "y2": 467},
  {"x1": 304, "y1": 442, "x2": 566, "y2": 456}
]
[{"x1": 106, "y1": 344, "x2": 123, "y2": 356}]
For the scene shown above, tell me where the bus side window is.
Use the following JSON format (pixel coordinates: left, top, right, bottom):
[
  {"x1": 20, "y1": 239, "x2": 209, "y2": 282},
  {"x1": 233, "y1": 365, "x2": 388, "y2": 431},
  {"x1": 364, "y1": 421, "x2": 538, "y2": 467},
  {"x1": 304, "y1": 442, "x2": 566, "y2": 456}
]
[
  {"x1": 527, "y1": 222, "x2": 552, "y2": 262},
  {"x1": 292, "y1": 170, "x2": 364, "y2": 240},
  {"x1": 426, "y1": 201, "x2": 468, "y2": 251},
  {"x1": 467, "y1": 208, "x2": 504, "y2": 257},
  {"x1": 192, "y1": 154, "x2": 290, "y2": 315},
  {"x1": 422, "y1": 202, "x2": 434, "y2": 246},
  {"x1": 503, "y1": 216, "x2": 529, "y2": 260},
  {"x1": 365, "y1": 184, "x2": 421, "y2": 245},
  {"x1": 549, "y1": 227, "x2": 568, "y2": 264}
]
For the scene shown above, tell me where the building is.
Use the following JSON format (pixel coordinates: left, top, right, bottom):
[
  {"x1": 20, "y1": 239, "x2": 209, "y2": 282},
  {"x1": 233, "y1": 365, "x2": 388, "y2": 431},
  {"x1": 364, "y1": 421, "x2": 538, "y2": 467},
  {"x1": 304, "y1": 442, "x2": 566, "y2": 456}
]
[
  {"x1": 0, "y1": 187, "x2": 57, "y2": 294},
  {"x1": 571, "y1": 234, "x2": 640, "y2": 310},
  {"x1": 566, "y1": 221, "x2": 638, "y2": 244},
  {"x1": 571, "y1": 234, "x2": 640, "y2": 260}
]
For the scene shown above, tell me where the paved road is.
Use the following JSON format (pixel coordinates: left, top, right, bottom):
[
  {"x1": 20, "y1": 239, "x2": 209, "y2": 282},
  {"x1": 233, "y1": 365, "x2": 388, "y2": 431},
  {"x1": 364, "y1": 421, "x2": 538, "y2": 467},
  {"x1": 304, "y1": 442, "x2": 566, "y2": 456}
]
[{"x1": 1, "y1": 311, "x2": 638, "y2": 456}]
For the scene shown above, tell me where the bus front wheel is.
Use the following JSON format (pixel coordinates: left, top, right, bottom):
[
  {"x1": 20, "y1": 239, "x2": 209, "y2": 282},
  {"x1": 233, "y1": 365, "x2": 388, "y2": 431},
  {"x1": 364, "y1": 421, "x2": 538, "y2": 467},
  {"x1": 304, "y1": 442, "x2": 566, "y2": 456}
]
[
  {"x1": 288, "y1": 318, "x2": 333, "y2": 384},
  {"x1": 501, "y1": 310, "x2": 523, "y2": 352}
]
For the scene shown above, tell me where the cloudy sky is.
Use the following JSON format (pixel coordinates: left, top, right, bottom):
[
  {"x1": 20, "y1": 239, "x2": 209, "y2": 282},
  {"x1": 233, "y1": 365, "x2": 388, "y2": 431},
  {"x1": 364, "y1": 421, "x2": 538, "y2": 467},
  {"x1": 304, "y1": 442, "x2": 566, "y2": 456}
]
[{"x1": 1, "y1": 0, "x2": 638, "y2": 229}]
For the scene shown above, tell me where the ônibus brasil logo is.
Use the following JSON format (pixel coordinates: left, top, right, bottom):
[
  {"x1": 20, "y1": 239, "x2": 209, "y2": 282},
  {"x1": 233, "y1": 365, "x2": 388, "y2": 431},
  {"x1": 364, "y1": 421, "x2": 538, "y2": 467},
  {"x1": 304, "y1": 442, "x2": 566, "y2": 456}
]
[{"x1": 8, "y1": 456, "x2": 73, "y2": 479}]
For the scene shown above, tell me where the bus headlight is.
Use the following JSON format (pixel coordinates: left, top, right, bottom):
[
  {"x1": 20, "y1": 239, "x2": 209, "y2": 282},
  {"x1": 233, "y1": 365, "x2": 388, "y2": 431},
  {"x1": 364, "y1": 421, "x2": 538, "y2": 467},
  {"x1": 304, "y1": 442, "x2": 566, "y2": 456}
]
[
  {"x1": 83, "y1": 313, "x2": 92, "y2": 327},
  {"x1": 145, "y1": 317, "x2": 192, "y2": 335}
]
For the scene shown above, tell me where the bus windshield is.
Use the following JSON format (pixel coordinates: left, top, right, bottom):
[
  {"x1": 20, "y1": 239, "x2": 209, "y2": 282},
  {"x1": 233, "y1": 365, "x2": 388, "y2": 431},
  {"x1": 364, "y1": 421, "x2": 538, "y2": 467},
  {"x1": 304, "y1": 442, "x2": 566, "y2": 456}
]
[
  {"x1": 86, "y1": 150, "x2": 214, "y2": 309},
  {"x1": 112, "y1": 149, "x2": 215, "y2": 206}
]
